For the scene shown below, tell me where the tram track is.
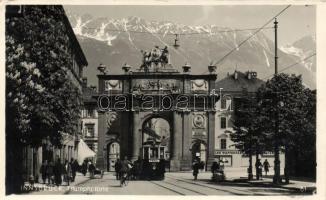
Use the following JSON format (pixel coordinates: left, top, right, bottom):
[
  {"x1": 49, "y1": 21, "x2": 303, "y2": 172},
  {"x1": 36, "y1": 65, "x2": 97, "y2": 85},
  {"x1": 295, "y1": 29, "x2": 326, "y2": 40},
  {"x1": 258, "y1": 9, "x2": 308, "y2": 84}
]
[
  {"x1": 149, "y1": 179, "x2": 207, "y2": 195},
  {"x1": 165, "y1": 175, "x2": 253, "y2": 195}
]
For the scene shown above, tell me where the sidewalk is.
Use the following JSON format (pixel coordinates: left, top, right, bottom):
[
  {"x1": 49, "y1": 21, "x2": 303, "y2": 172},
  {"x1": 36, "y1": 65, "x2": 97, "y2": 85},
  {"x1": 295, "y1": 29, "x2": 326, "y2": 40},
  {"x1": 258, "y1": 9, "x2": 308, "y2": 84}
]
[
  {"x1": 26, "y1": 173, "x2": 90, "y2": 194},
  {"x1": 166, "y1": 170, "x2": 316, "y2": 194},
  {"x1": 245, "y1": 177, "x2": 316, "y2": 193}
]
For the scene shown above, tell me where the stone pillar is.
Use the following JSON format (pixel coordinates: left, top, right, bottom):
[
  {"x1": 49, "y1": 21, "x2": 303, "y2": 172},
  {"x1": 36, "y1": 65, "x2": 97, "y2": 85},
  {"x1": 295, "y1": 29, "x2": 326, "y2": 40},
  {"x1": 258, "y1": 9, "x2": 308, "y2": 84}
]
[
  {"x1": 207, "y1": 111, "x2": 216, "y2": 169},
  {"x1": 119, "y1": 111, "x2": 133, "y2": 159},
  {"x1": 96, "y1": 111, "x2": 106, "y2": 170},
  {"x1": 36, "y1": 147, "x2": 43, "y2": 183},
  {"x1": 180, "y1": 111, "x2": 192, "y2": 170},
  {"x1": 170, "y1": 111, "x2": 182, "y2": 171},
  {"x1": 131, "y1": 111, "x2": 141, "y2": 161}
]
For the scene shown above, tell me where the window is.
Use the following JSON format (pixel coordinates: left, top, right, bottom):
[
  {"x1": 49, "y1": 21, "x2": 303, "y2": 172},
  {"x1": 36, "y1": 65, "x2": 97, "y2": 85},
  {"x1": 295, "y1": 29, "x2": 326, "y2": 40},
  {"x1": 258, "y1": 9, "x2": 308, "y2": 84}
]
[
  {"x1": 220, "y1": 139, "x2": 227, "y2": 149},
  {"x1": 85, "y1": 124, "x2": 95, "y2": 137},
  {"x1": 221, "y1": 96, "x2": 232, "y2": 110},
  {"x1": 220, "y1": 117, "x2": 227, "y2": 129},
  {"x1": 85, "y1": 108, "x2": 94, "y2": 118}
]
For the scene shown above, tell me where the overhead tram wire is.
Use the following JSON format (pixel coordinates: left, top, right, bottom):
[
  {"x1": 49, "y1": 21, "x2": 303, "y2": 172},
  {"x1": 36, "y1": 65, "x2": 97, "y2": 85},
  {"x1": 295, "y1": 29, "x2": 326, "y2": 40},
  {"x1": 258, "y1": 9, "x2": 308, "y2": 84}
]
[
  {"x1": 199, "y1": 5, "x2": 291, "y2": 75},
  {"x1": 261, "y1": 52, "x2": 316, "y2": 81}
]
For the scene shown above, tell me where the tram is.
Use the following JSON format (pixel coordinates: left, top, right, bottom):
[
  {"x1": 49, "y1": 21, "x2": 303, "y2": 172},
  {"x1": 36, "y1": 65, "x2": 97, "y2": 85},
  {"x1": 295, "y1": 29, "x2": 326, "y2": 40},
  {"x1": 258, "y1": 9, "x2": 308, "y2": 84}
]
[{"x1": 138, "y1": 138, "x2": 169, "y2": 180}]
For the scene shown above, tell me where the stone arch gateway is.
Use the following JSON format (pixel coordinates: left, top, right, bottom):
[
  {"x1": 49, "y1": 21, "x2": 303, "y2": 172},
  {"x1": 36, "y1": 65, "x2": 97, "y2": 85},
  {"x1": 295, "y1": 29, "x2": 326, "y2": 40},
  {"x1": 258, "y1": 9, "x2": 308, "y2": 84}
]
[{"x1": 95, "y1": 49, "x2": 219, "y2": 171}]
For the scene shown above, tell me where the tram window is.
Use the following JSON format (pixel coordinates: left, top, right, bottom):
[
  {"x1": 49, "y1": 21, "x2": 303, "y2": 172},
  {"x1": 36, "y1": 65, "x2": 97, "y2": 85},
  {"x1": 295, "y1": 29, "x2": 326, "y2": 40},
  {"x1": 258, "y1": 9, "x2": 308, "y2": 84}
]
[
  {"x1": 160, "y1": 147, "x2": 165, "y2": 159},
  {"x1": 144, "y1": 147, "x2": 149, "y2": 159},
  {"x1": 152, "y1": 148, "x2": 158, "y2": 159}
]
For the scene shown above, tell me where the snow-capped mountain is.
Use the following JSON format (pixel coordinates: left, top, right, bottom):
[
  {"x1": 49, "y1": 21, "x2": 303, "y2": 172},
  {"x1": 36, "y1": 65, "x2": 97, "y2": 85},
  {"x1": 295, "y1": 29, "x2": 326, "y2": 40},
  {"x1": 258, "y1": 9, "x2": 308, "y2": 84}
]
[
  {"x1": 67, "y1": 13, "x2": 316, "y2": 89},
  {"x1": 280, "y1": 35, "x2": 316, "y2": 72}
]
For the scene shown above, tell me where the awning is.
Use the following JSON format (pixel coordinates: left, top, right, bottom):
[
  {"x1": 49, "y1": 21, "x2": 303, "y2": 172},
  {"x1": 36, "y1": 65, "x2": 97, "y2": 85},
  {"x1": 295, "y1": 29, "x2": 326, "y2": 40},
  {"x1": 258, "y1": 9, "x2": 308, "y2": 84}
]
[{"x1": 77, "y1": 139, "x2": 96, "y2": 165}]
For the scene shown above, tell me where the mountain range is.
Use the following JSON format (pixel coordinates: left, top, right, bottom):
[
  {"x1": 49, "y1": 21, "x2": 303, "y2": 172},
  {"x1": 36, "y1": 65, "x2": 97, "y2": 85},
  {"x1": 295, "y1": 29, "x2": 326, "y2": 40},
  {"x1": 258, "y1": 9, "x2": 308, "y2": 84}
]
[{"x1": 67, "y1": 14, "x2": 316, "y2": 89}]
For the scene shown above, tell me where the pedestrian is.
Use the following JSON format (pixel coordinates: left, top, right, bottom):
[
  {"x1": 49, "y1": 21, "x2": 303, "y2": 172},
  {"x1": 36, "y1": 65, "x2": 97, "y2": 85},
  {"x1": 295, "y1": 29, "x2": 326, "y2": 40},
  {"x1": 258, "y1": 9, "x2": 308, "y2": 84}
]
[
  {"x1": 192, "y1": 159, "x2": 200, "y2": 180},
  {"x1": 263, "y1": 159, "x2": 270, "y2": 176},
  {"x1": 81, "y1": 160, "x2": 87, "y2": 176},
  {"x1": 211, "y1": 161, "x2": 219, "y2": 175},
  {"x1": 114, "y1": 159, "x2": 122, "y2": 180},
  {"x1": 70, "y1": 158, "x2": 79, "y2": 182},
  {"x1": 219, "y1": 159, "x2": 225, "y2": 176},
  {"x1": 131, "y1": 159, "x2": 138, "y2": 180},
  {"x1": 46, "y1": 161, "x2": 54, "y2": 186},
  {"x1": 255, "y1": 159, "x2": 263, "y2": 180},
  {"x1": 158, "y1": 159, "x2": 166, "y2": 180},
  {"x1": 63, "y1": 160, "x2": 72, "y2": 185},
  {"x1": 53, "y1": 158, "x2": 63, "y2": 186},
  {"x1": 39, "y1": 160, "x2": 48, "y2": 184},
  {"x1": 88, "y1": 161, "x2": 96, "y2": 178},
  {"x1": 120, "y1": 156, "x2": 132, "y2": 186}
]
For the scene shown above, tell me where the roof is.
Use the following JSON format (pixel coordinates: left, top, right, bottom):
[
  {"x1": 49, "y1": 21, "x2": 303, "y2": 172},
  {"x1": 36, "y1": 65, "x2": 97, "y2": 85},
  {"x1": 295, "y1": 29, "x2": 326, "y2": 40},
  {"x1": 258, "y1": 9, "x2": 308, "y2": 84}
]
[
  {"x1": 60, "y1": 6, "x2": 88, "y2": 66},
  {"x1": 216, "y1": 71, "x2": 265, "y2": 93}
]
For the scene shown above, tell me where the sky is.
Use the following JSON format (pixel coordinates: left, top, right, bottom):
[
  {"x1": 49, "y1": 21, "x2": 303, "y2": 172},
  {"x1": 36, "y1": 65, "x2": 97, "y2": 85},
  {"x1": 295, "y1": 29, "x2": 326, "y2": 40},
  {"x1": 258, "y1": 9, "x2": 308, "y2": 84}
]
[{"x1": 64, "y1": 5, "x2": 315, "y2": 46}]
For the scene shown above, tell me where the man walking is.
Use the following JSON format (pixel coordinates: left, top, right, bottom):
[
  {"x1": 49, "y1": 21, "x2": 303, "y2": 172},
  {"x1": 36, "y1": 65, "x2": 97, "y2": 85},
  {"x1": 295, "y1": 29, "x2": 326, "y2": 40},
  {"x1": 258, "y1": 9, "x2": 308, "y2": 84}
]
[
  {"x1": 70, "y1": 158, "x2": 79, "y2": 182},
  {"x1": 255, "y1": 159, "x2": 263, "y2": 180},
  {"x1": 115, "y1": 159, "x2": 122, "y2": 180},
  {"x1": 192, "y1": 159, "x2": 200, "y2": 181},
  {"x1": 120, "y1": 156, "x2": 131, "y2": 186},
  {"x1": 46, "y1": 161, "x2": 54, "y2": 186},
  {"x1": 263, "y1": 159, "x2": 270, "y2": 176},
  {"x1": 54, "y1": 158, "x2": 63, "y2": 186},
  {"x1": 63, "y1": 160, "x2": 72, "y2": 186},
  {"x1": 39, "y1": 160, "x2": 48, "y2": 184},
  {"x1": 88, "y1": 161, "x2": 96, "y2": 178}
]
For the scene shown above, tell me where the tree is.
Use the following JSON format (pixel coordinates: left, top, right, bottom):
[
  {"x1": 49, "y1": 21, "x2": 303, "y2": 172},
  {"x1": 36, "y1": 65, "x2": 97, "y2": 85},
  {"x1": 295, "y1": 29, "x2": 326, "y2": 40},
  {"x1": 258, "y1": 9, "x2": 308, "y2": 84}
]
[
  {"x1": 6, "y1": 6, "x2": 82, "y2": 193},
  {"x1": 230, "y1": 89, "x2": 267, "y2": 180},
  {"x1": 256, "y1": 73, "x2": 316, "y2": 183}
]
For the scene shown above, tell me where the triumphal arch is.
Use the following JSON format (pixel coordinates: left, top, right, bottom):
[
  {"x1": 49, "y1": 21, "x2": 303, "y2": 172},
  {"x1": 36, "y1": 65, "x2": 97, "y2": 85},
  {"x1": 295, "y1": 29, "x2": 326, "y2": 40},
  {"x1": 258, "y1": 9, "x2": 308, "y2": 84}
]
[{"x1": 96, "y1": 46, "x2": 219, "y2": 171}]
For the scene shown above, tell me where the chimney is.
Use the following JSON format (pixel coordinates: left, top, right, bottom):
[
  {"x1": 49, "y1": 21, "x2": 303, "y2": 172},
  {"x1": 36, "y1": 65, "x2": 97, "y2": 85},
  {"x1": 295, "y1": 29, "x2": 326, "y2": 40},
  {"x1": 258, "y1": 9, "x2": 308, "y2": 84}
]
[
  {"x1": 234, "y1": 70, "x2": 238, "y2": 80},
  {"x1": 252, "y1": 71, "x2": 257, "y2": 78},
  {"x1": 90, "y1": 85, "x2": 97, "y2": 92},
  {"x1": 247, "y1": 71, "x2": 252, "y2": 80},
  {"x1": 82, "y1": 77, "x2": 87, "y2": 88}
]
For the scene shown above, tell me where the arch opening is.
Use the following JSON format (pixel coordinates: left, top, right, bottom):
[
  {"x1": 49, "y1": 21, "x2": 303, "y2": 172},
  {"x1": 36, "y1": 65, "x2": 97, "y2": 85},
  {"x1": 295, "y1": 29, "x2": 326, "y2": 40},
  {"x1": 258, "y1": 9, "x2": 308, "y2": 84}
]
[
  {"x1": 141, "y1": 117, "x2": 171, "y2": 161},
  {"x1": 107, "y1": 142, "x2": 120, "y2": 171}
]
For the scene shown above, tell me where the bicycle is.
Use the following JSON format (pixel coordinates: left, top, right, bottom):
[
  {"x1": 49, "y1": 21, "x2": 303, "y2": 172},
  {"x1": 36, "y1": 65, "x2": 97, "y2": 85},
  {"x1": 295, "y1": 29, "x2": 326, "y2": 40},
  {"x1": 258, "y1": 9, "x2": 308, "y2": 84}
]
[{"x1": 120, "y1": 172, "x2": 129, "y2": 187}]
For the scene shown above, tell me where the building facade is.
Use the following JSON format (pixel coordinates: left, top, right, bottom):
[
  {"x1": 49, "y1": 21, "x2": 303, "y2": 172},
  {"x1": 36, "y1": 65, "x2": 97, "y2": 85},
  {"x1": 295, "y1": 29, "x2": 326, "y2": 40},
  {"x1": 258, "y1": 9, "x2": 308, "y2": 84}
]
[
  {"x1": 214, "y1": 70, "x2": 284, "y2": 169},
  {"x1": 81, "y1": 78, "x2": 99, "y2": 157}
]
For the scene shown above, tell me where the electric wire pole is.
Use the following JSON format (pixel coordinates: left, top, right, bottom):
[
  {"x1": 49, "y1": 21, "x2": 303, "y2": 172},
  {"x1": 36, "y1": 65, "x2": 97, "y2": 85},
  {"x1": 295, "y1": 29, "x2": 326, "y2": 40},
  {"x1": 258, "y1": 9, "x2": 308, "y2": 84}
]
[{"x1": 273, "y1": 18, "x2": 282, "y2": 184}]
